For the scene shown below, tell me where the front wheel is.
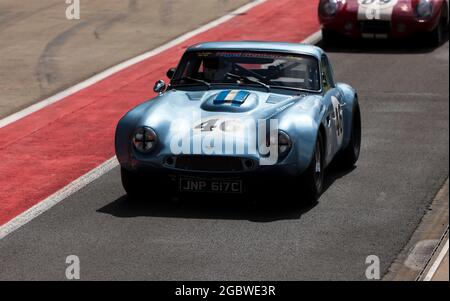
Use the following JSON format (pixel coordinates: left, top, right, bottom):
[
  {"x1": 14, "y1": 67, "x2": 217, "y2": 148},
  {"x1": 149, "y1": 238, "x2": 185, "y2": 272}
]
[
  {"x1": 321, "y1": 29, "x2": 339, "y2": 46},
  {"x1": 428, "y1": 9, "x2": 447, "y2": 47},
  {"x1": 300, "y1": 131, "x2": 325, "y2": 204},
  {"x1": 120, "y1": 167, "x2": 145, "y2": 200}
]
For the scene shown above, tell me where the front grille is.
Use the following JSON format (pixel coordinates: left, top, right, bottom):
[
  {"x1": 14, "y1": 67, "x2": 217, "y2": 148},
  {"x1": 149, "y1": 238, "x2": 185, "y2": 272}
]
[
  {"x1": 175, "y1": 155, "x2": 244, "y2": 172},
  {"x1": 360, "y1": 21, "x2": 391, "y2": 34}
]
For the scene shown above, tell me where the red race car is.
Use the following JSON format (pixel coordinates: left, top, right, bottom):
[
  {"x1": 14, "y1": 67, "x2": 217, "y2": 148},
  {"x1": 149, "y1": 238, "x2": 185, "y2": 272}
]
[{"x1": 318, "y1": 0, "x2": 449, "y2": 45}]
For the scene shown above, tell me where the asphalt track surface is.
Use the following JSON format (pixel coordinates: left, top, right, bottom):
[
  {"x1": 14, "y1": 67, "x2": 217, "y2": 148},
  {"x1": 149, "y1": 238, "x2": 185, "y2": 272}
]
[{"x1": 0, "y1": 2, "x2": 449, "y2": 280}]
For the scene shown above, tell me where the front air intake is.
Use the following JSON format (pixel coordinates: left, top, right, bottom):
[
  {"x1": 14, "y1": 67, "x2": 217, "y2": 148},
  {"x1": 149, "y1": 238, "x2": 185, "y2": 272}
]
[{"x1": 175, "y1": 155, "x2": 245, "y2": 172}]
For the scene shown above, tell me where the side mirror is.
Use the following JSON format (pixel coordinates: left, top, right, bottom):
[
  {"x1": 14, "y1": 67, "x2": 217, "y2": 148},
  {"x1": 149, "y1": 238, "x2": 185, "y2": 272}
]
[
  {"x1": 153, "y1": 80, "x2": 166, "y2": 94},
  {"x1": 166, "y1": 68, "x2": 176, "y2": 79},
  {"x1": 322, "y1": 72, "x2": 328, "y2": 87}
]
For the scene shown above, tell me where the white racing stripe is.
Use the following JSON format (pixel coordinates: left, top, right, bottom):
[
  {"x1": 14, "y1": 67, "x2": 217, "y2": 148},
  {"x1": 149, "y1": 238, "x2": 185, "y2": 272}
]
[
  {"x1": 0, "y1": 0, "x2": 267, "y2": 129},
  {"x1": 0, "y1": 22, "x2": 322, "y2": 240},
  {"x1": 357, "y1": 0, "x2": 399, "y2": 21},
  {"x1": 423, "y1": 238, "x2": 449, "y2": 281}
]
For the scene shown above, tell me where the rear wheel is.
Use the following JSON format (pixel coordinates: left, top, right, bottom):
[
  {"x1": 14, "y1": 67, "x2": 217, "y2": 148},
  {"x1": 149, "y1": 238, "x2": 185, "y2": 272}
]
[
  {"x1": 340, "y1": 104, "x2": 361, "y2": 169},
  {"x1": 300, "y1": 131, "x2": 325, "y2": 204}
]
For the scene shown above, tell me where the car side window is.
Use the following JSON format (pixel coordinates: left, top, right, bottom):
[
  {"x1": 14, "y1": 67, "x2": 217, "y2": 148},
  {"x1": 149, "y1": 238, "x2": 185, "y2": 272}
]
[{"x1": 321, "y1": 55, "x2": 335, "y2": 92}]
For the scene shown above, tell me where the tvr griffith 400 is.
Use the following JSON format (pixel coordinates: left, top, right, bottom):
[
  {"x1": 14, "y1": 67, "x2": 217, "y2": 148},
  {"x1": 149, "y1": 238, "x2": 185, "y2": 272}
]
[{"x1": 115, "y1": 42, "x2": 361, "y2": 203}]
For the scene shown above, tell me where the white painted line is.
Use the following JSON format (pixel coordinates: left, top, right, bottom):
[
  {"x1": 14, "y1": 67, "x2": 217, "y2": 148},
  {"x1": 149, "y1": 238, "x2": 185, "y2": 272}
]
[
  {"x1": 423, "y1": 238, "x2": 449, "y2": 281},
  {"x1": 0, "y1": 27, "x2": 322, "y2": 240},
  {"x1": 0, "y1": 157, "x2": 119, "y2": 240},
  {"x1": 302, "y1": 30, "x2": 322, "y2": 45},
  {"x1": 0, "y1": 0, "x2": 267, "y2": 129}
]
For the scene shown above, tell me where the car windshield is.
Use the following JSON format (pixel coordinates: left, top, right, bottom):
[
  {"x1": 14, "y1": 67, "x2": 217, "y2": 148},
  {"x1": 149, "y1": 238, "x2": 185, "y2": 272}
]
[{"x1": 171, "y1": 50, "x2": 321, "y2": 92}]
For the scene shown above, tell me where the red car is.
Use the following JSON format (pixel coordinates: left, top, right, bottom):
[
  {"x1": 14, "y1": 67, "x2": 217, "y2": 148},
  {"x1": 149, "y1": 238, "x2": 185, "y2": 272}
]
[{"x1": 319, "y1": 0, "x2": 449, "y2": 45}]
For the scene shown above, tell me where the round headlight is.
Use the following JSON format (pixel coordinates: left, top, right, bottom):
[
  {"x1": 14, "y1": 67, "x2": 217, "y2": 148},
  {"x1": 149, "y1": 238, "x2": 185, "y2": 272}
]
[
  {"x1": 277, "y1": 131, "x2": 292, "y2": 156},
  {"x1": 268, "y1": 130, "x2": 292, "y2": 157},
  {"x1": 132, "y1": 127, "x2": 157, "y2": 153},
  {"x1": 320, "y1": 0, "x2": 338, "y2": 17},
  {"x1": 416, "y1": 0, "x2": 433, "y2": 19}
]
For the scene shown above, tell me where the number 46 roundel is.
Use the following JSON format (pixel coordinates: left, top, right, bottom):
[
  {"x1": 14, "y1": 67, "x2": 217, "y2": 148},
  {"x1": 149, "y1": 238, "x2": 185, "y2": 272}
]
[{"x1": 331, "y1": 96, "x2": 344, "y2": 145}]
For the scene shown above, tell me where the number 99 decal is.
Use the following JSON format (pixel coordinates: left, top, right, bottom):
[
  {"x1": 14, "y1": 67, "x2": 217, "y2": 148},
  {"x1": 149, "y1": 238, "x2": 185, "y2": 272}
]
[{"x1": 358, "y1": 0, "x2": 398, "y2": 9}]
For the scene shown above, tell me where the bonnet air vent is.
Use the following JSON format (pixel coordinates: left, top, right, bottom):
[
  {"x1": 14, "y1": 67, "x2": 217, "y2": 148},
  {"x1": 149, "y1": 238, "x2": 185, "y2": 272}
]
[
  {"x1": 266, "y1": 94, "x2": 291, "y2": 104},
  {"x1": 185, "y1": 92, "x2": 205, "y2": 101}
]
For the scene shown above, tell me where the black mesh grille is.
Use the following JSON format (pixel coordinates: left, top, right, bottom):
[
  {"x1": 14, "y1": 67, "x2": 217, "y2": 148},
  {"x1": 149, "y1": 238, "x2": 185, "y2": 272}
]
[
  {"x1": 360, "y1": 21, "x2": 391, "y2": 34},
  {"x1": 175, "y1": 156, "x2": 244, "y2": 172}
]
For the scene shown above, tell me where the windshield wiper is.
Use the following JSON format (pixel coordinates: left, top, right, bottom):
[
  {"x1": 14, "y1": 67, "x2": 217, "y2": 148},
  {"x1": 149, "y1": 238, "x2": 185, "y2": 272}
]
[
  {"x1": 175, "y1": 76, "x2": 211, "y2": 89},
  {"x1": 226, "y1": 73, "x2": 270, "y2": 92}
]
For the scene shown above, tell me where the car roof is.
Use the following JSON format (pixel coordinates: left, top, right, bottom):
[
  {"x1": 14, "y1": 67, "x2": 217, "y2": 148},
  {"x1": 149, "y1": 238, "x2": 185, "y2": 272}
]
[{"x1": 186, "y1": 41, "x2": 325, "y2": 59}]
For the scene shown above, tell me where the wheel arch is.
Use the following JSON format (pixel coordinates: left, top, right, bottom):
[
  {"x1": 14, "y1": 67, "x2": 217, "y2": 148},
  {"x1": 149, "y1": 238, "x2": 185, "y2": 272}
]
[
  {"x1": 336, "y1": 83, "x2": 359, "y2": 151},
  {"x1": 318, "y1": 122, "x2": 327, "y2": 164}
]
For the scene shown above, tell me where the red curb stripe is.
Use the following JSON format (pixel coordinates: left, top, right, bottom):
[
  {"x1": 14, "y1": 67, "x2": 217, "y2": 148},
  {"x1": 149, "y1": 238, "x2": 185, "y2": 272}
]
[{"x1": 0, "y1": 0, "x2": 320, "y2": 226}]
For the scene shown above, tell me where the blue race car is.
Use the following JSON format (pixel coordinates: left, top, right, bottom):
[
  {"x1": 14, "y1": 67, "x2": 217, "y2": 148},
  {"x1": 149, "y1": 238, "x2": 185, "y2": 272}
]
[{"x1": 115, "y1": 42, "x2": 361, "y2": 203}]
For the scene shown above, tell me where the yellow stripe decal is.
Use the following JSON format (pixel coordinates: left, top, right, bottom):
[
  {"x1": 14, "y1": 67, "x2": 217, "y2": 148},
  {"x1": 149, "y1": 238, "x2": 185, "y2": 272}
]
[{"x1": 225, "y1": 90, "x2": 239, "y2": 103}]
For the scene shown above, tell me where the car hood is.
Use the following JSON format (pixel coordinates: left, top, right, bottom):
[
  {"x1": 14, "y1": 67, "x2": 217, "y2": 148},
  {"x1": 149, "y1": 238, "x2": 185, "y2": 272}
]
[
  {"x1": 344, "y1": 0, "x2": 414, "y2": 15},
  {"x1": 136, "y1": 88, "x2": 319, "y2": 126},
  {"x1": 117, "y1": 88, "x2": 324, "y2": 162}
]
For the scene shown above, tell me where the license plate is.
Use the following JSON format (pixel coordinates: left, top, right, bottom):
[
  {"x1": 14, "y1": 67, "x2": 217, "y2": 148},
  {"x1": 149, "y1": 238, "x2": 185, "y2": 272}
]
[{"x1": 179, "y1": 177, "x2": 242, "y2": 193}]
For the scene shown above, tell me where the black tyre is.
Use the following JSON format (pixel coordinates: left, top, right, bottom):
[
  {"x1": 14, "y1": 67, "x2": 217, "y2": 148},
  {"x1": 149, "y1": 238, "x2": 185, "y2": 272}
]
[
  {"x1": 428, "y1": 9, "x2": 447, "y2": 47},
  {"x1": 340, "y1": 104, "x2": 361, "y2": 169},
  {"x1": 300, "y1": 131, "x2": 325, "y2": 204},
  {"x1": 120, "y1": 167, "x2": 144, "y2": 200},
  {"x1": 321, "y1": 29, "x2": 339, "y2": 46}
]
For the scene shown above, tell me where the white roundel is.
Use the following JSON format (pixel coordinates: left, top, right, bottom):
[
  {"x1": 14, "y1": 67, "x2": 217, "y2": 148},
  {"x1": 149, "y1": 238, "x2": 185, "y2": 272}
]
[
  {"x1": 358, "y1": 0, "x2": 399, "y2": 10},
  {"x1": 331, "y1": 96, "x2": 344, "y2": 146}
]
